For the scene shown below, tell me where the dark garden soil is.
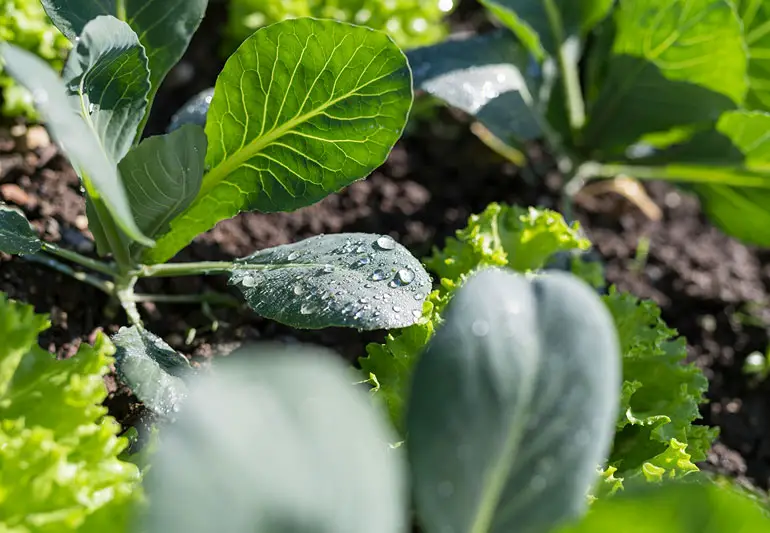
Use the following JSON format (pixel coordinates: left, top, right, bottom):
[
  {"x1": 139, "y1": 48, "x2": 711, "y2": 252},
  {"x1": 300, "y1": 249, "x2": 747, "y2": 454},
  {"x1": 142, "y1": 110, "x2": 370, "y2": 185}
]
[{"x1": 1, "y1": 0, "x2": 770, "y2": 493}]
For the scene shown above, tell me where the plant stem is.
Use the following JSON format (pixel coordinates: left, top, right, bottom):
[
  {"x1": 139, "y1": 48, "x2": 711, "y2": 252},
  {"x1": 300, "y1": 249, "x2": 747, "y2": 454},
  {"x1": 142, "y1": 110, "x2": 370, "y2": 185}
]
[
  {"x1": 89, "y1": 197, "x2": 133, "y2": 274},
  {"x1": 577, "y1": 161, "x2": 770, "y2": 189},
  {"x1": 40, "y1": 242, "x2": 117, "y2": 277},
  {"x1": 544, "y1": 0, "x2": 586, "y2": 132},
  {"x1": 137, "y1": 261, "x2": 240, "y2": 278},
  {"x1": 23, "y1": 254, "x2": 115, "y2": 295},
  {"x1": 129, "y1": 292, "x2": 241, "y2": 307},
  {"x1": 115, "y1": 275, "x2": 143, "y2": 327}
]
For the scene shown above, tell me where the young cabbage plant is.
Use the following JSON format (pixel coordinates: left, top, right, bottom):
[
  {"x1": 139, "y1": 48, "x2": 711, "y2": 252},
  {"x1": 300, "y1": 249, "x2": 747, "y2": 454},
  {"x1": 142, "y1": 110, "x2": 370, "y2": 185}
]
[
  {"x1": 0, "y1": 1, "x2": 429, "y2": 394},
  {"x1": 402, "y1": 0, "x2": 770, "y2": 246},
  {"x1": 140, "y1": 268, "x2": 622, "y2": 533}
]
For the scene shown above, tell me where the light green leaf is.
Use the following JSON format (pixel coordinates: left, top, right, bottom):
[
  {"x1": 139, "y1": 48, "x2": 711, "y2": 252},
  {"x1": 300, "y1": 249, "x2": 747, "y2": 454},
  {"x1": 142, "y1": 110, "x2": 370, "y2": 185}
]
[
  {"x1": 557, "y1": 482, "x2": 770, "y2": 532},
  {"x1": 62, "y1": 15, "x2": 150, "y2": 165},
  {"x1": 479, "y1": 0, "x2": 614, "y2": 58},
  {"x1": 0, "y1": 42, "x2": 151, "y2": 246},
  {"x1": 735, "y1": 0, "x2": 770, "y2": 112},
  {"x1": 584, "y1": 0, "x2": 747, "y2": 153},
  {"x1": 0, "y1": 203, "x2": 41, "y2": 255},
  {"x1": 408, "y1": 31, "x2": 543, "y2": 145},
  {"x1": 407, "y1": 269, "x2": 620, "y2": 533},
  {"x1": 230, "y1": 233, "x2": 431, "y2": 330},
  {"x1": 121, "y1": 125, "x2": 207, "y2": 248},
  {"x1": 145, "y1": 18, "x2": 412, "y2": 264},
  {"x1": 113, "y1": 326, "x2": 192, "y2": 417},
  {"x1": 41, "y1": 0, "x2": 207, "y2": 117},
  {"x1": 142, "y1": 346, "x2": 406, "y2": 533}
]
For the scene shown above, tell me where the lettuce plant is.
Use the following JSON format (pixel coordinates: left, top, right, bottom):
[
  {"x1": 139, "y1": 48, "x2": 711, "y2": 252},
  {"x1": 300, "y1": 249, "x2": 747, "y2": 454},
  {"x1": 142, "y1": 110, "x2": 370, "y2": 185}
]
[
  {"x1": 0, "y1": 1, "x2": 431, "y2": 411},
  {"x1": 0, "y1": 292, "x2": 141, "y2": 532},
  {"x1": 138, "y1": 270, "x2": 769, "y2": 533},
  {"x1": 360, "y1": 203, "x2": 718, "y2": 492},
  {"x1": 406, "y1": 0, "x2": 770, "y2": 245},
  {"x1": 0, "y1": 0, "x2": 70, "y2": 118}
]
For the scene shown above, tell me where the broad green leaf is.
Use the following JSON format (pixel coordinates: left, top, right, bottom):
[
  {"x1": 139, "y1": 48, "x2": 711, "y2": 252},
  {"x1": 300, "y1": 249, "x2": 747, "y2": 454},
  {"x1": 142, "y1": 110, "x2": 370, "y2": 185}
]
[
  {"x1": 0, "y1": 43, "x2": 151, "y2": 246},
  {"x1": 62, "y1": 16, "x2": 150, "y2": 165},
  {"x1": 41, "y1": 0, "x2": 207, "y2": 117},
  {"x1": 408, "y1": 31, "x2": 544, "y2": 145},
  {"x1": 142, "y1": 346, "x2": 406, "y2": 533},
  {"x1": 168, "y1": 88, "x2": 214, "y2": 132},
  {"x1": 735, "y1": 0, "x2": 770, "y2": 112},
  {"x1": 407, "y1": 269, "x2": 620, "y2": 533},
  {"x1": 144, "y1": 18, "x2": 413, "y2": 265},
  {"x1": 480, "y1": 0, "x2": 614, "y2": 58},
  {"x1": 113, "y1": 326, "x2": 192, "y2": 417},
  {"x1": 0, "y1": 203, "x2": 41, "y2": 255},
  {"x1": 696, "y1": 186, "x2": 770, "y2": 245},
  {"x1": 121, "y1": 125, "x2": 207, "y2": 247},
  {"x1": 557, "y1": 482, "x2": 770, "y2": 532},
  {"x1": 583, "y1": 0, "x2": 747, "y2": 153},
  {"x1": 230, "y1": 233, "x2": 431, "y2": 330}
]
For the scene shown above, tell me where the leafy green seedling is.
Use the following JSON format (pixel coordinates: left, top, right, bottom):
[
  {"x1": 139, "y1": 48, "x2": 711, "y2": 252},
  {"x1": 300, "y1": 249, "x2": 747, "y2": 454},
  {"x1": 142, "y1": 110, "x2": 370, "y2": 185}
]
[
  {"x1": 404, "y1": 0, "x2": 770, "y2": 245},
  {"x1": 0, "y1": 1, "x2": 428, "y2": 412}
]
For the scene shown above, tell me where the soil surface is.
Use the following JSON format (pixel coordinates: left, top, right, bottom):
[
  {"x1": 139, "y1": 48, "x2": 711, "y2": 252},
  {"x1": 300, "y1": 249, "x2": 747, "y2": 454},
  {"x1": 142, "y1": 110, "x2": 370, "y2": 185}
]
[{"x1": 2, "y1": 0, "x2": 770, "y2": 493}]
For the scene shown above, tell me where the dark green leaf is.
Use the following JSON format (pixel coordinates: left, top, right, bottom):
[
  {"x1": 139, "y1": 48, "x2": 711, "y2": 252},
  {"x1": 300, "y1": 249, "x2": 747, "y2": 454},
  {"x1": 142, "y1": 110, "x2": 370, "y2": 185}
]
[
  {"x1": 230, "y1": 233, "x2": 431, "y2": 330},
  {"x1": 0, "y1": 42, "x2": 151, "y2": 246},
  {"x1": 735, "y1": 0, "x2": 770, "y2": 112},
  {"x1": 113, "y1": 326, "x2": 192, "y2": 417},
  {"x1": 408, "y1": 31, "x2": 544, "y2": 145},
  {"x1": 62, "y1": 15, "x2": 150, "y2": 164},
  {"x1": 583, "y1": 0, "x2": 747, "y2": 153},
  {"x1": 144, "y1": 18, "x2": 412, "y2": 264},
  {"x1": 168, "y1": 88, "x2": 214, "y2": 132},
  {"x1": 41, "y1": 0, "x2": 207, "y2": 114},
  {"x1": 0, "y1": 203, "x2": 41, "y2": 255},
  {"x1": 557, "y1": 482, "x2": 770, "y2": 532},
  {"x1": 121, "y1": 125, "x2": 207, "y2": 246},
  {"x1": 407, "y1": 269, "x2": 620, "y2": 533},
  {"x1": 142, "y1": 346, "x2": 406, "y2": 533},
  {"x1": 480, "y1": 0, "x2": 614, "y2": 58}
]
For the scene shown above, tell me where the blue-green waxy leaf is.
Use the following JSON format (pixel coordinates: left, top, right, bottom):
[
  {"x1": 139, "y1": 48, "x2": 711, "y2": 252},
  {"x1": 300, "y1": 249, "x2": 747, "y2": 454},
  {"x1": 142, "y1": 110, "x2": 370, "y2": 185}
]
[
  {"x1": 0, "y1": 42, "x2": 151, "y2": 246},
  {"x1": 144, "y1": 18, "x2": 413, "y2": 264},
  {"x1": 41, "y1": 0, "x2": 207, "y2": 116},
  {"x1": 230, "y1": 233, "x2": 431, "y2": 330},
  {"x1": 583, "y1": 0, "x2": 748, "y2": 153},
  {"x1": 62, "y1": 16, "x2": 150, "y2": 165},
  {"x1": 408, "y1": 31, "x2": 544, "y2": 145},
  {"x1": 168, "y1": 88, "x2": 214, "y2": 132},
  {"x1": 480, "y1": 0, "x2": 614, "y2": 58},
  {"x1": 407, "y1": 269, "x2": 620, "y2": 533},
  {"x1": 121, "y1": 125, "x2": 207, "y2": 247},
  {"x1": 0, "y1": 203, "x2": 41, "y2": 255},
  {"x1": 143, "y1": 346, "x2": 407, "y2": 533},
  {"x1": 113, "y1": 326, "x2": 192, "y2": 417},
  {"x1": 735, "y1": 0, "x2": 770, "y2": 112}
]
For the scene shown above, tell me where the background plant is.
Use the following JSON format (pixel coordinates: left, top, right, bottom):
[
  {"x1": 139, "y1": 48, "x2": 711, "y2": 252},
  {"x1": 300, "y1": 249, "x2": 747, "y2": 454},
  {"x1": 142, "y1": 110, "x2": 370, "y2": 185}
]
[
  {"x1": 407, "y1": 0, "x2": 770, "y2": 246},
  {"x1": 0, "y1": 0, "x2": 70, "y2": 118},
  {"x1": 360, "y1": 203, "x2": 717, "y2": 493}
]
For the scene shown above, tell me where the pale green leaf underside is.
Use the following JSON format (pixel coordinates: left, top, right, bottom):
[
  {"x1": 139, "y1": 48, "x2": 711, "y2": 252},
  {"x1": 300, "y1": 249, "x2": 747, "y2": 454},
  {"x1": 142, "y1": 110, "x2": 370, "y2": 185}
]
[
  {"x1": 584, "y1": 0, "x2": 747, "y2": 152},
  {"x1": 0, "y1": 43, "x2": 150, "y2": 245},
  {"x1": 0, "y1": 203, "x2": 41, "y2": 255},
  {"x1": 230, "y1": 233, "x2": 431, "y2": 330},
  {"x1": 113, "y1": 326, "x2": 191, "y2": 417},
  {"x1": 735, "y1": 0, "x2": 770, "y2": 112},
  {"x1": 41, "y1": 0, "x2": 207, "y2": 106},
  {"x1": 121, "y1": 125, "x2": 207, "y2": 250},
  {"x1": 144, "y1": 18, "x2": 412, "y2": 264}
]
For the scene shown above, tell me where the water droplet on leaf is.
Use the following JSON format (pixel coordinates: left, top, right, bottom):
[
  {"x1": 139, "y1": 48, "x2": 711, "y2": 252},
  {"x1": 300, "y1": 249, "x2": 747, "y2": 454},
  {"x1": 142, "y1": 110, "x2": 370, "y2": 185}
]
[
  {"x1": 371, "y1": 269, "x2": 387, "y2": 281},
  {"x1": 472, "y1": 320, "x2": 489, "y2": 337},
  {"x1": 300, "y1": 303, "x2": 316, "y2": 315},
  {"x1": 287, "y1": 251, "x2": 300, "y2": 261},
  {"x1": 392, "y1": 305, "x2": 402, "y2": 313},
  {"x1": 375, "y1": 235, "x2": 396, "y2": 250},
  {"x1": 241, "y1": 275, "x2": 257, "y2": 287},
  {"x1": 354, "y1": 256, "x2": 371, "y2": 267},
  {"x1": 394, "y1": 268, "x2": 415, "y2": 286},
  {"x1": 293, "y1": 284, "x2": 304, "y2": 296}
]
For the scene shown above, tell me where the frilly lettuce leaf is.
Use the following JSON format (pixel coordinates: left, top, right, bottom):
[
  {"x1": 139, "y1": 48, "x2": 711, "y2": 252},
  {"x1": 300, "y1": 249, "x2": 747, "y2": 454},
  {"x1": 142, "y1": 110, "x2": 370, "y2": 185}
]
[
  {"x1": 360, "y1": 203, "x2": 716, "y2": 491},
  {"x1": 0, "y1": 293, "x2": 142, "y2": 532}
]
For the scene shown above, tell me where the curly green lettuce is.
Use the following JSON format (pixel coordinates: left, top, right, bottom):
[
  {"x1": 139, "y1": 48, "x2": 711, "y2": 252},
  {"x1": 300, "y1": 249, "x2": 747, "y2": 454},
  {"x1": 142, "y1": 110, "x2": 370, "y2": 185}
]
[
  {"x1": 359, "y1": 203, "x2": 717, "y2": 490},
  {"x1": 0, "y1": 0, "x2": 71, "y2": 118},
  {"x1": 222, "y1": 0, "x2": 454, "y2": 56},
  {"x1": 0, "y1": 293, "x2": 142, "y2": 532}
]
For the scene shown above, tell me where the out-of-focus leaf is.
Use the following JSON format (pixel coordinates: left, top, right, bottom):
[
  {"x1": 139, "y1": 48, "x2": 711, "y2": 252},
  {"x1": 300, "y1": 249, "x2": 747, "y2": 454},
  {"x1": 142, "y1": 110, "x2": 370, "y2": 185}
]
[
  {"x1": 0, "y1": 203, "x2": 41, "y2": 255},
  {"x1": 734, "y1": 0, "x2": 770, "y2": 112}
]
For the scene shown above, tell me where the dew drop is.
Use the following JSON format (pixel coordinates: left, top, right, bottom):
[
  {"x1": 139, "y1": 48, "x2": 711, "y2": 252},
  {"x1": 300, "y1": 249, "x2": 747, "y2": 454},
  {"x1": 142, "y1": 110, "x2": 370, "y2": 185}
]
[
  {"x1": 375, "y1": 235, "x2": 396, "y2": 250},
  {"x1": 293, "y1": 284, "x2": 304, "y2": 296},
  {"x1": 88, "y1": 102, "x2": 96, "y2": 114},
  {"x1": 371, "y1": 269, "x2": 387, "y2": 281},
  {"x1": 287, "y1": 251, "x2": 301, "y2": 261},
  {"x1": 240, "y1": 275, "x2": 257, "y2": 287},
  {"x1": 394, "y1": 268, "x2": 415, "y2": 286},
  {"x1": 300, "y1": 303, "x2": 316, "y2": 315},
  {"x1": 472, "y1": 320, "x2": 489, "y2": 337},
  {"x1": 355, "y1": 244, "x2": 367, "y2": 253},
  {"x1": 322, "y1": 264, "x2": 333, "y2": 273},
  {"x1": 359, "y1": 297, "x2": 369, "y2": 304},
  {"x1": 392, "y1": 305, "x2": 402, "y2": 313},
  {"x1": 412, "y1": 310, "x2": 422, "y2": 319},
  {"x1": 414, "y1": 293, "x2": 424, "y2": 300},
  {"x1": 354, "y1": 256, "x2": 371, "y2": 267},
  {"x1": 364, "y1": 283, "x2": 373, "y2": 289}
]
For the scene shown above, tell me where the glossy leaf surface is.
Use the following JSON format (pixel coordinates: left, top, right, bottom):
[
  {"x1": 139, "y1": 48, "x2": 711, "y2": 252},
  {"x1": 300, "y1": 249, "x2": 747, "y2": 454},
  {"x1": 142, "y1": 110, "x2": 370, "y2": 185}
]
[
  {"x1": 230, "y1": 233, "x2": 431, "y2": 330},
  {"x1": 143, "y1": 346, "x2": 406, "y2": 533},
  {"x1": 0, "y1": 203, "x2": 41, "y2": 255},
  {"x1": 145, "y1": 18, "x2": 412, "y2": 264},
  {"x1": 407, "y1": 269, "x2": 620, "y2": 533},
  {"x1": 735, "y1": 0, "x2": 770, "y2": 112}
]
